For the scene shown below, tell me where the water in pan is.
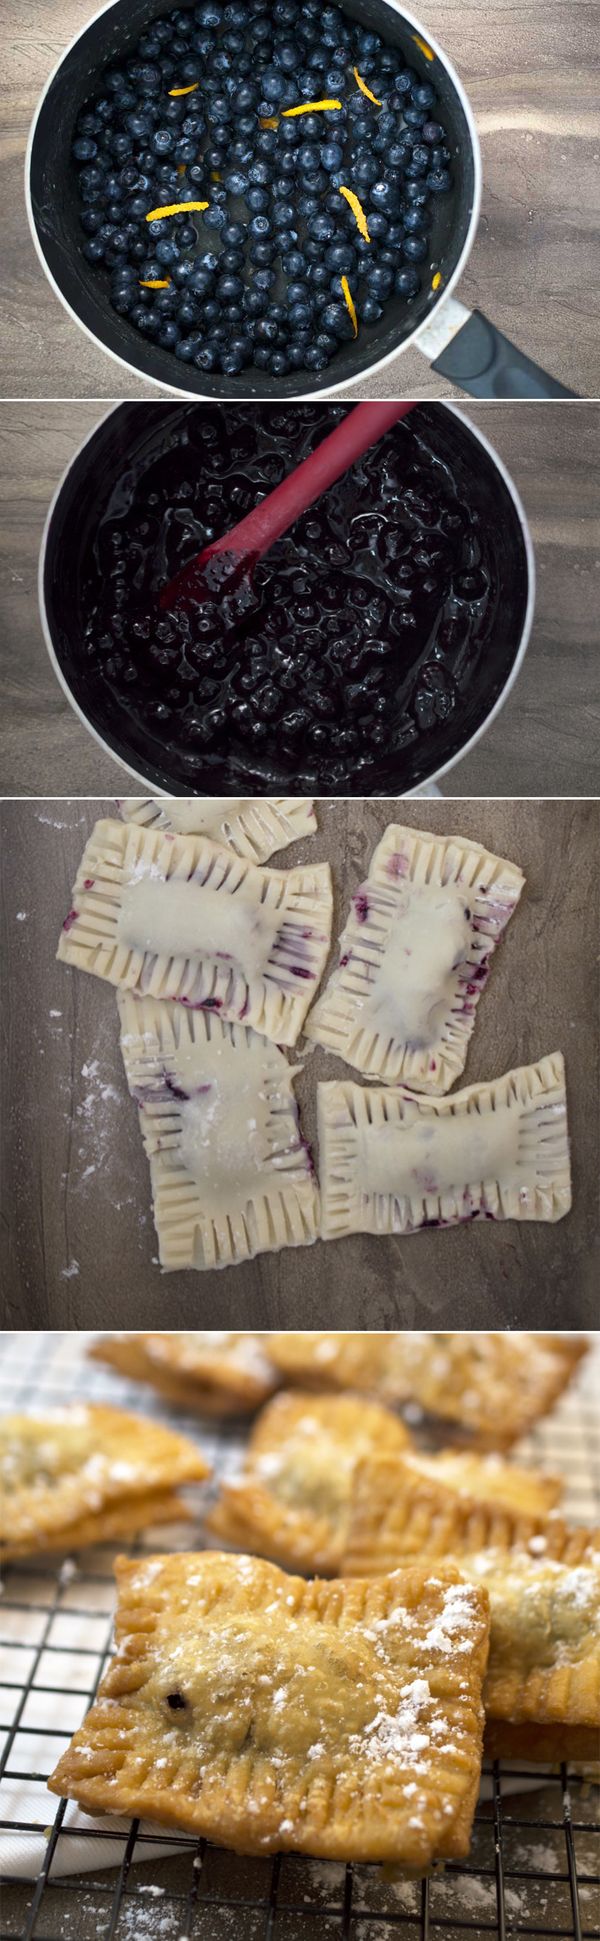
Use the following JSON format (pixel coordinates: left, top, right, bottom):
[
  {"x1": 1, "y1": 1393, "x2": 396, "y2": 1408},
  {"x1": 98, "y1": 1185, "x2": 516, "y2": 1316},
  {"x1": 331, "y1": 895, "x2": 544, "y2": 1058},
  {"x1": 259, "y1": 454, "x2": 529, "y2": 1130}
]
[{"x1": 75, "y1": 403, "x2": 497, "y2": 794}]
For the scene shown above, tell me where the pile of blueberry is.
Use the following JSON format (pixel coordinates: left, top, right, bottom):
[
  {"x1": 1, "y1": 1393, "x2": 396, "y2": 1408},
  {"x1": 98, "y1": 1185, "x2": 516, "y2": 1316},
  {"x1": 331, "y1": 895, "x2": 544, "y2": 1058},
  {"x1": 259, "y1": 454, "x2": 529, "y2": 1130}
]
[{"x1": 72, "y1": 0, "x2": 452, "y2": 380}]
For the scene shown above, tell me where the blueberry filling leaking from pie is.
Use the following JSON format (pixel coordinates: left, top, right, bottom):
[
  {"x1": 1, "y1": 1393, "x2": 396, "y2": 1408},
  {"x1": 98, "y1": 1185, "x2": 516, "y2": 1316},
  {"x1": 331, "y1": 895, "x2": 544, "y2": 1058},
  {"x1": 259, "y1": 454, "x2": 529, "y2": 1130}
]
[
  {"x1": 70, "y1": 0, "x2": 454, "y2": 383},
  {"x1": 46, "y1": 396, "x2": 534, "y2": 795}
]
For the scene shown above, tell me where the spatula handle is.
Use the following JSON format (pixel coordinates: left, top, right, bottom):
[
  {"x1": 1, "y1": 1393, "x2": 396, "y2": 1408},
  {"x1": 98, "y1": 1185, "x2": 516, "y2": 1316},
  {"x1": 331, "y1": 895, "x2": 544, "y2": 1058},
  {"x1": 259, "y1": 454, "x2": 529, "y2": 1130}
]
[{"x1": 209, "y1": 400, "x2": 416, "y2": 563}]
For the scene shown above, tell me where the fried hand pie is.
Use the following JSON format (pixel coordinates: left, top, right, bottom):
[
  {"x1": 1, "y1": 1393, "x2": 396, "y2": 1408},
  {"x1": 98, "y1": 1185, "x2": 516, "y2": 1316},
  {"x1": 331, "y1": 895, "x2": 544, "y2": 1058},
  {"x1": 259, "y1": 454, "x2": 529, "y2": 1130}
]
[{"x1": 49, "y1": 1551, "x2": 490, "y2": 1867}]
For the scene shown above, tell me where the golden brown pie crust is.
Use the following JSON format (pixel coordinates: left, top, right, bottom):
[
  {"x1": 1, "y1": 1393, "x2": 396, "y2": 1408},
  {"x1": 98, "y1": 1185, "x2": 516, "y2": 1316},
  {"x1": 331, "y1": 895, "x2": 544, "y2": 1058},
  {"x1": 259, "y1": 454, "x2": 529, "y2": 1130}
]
[
  {"x1": 0, "y1": 1405, "x2": 209, "y2": 1562},
  {"x1": 89, "y1": 1333, "x2": 279, "y2": 1416},
  {"x1": 207, "y1": 1389, "x2": 412, "y2": 1572},
  {"x1": 341, "y1": 1456, "x2": 600, "y2": 1762},
  {"x1": 49, "y1": 1551, "x2": 490, "y2": 1867}
]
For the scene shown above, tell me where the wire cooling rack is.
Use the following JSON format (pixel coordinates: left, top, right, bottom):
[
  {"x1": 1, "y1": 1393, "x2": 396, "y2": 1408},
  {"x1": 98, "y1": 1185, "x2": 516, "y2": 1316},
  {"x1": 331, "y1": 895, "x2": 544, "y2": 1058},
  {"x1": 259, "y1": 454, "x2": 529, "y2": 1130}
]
[{"x1": 1, "y1": 1333, "x2": 599, "y2": 1941}]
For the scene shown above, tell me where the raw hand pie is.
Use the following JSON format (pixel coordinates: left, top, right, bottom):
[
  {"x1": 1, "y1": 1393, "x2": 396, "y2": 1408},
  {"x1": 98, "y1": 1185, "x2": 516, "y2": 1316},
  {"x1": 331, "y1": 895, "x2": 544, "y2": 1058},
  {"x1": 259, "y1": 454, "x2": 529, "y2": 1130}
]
[
  {"x1": 119, "y1": 796, "x2": 317, "y2": 863},
  {"x1": 341, "y1": 1456, "x2": 600, "y2": 1763},
  {"x1": 207, "y1": 1390, "x2": 413, "y2": 1574},
  {"x1": 118, "y1": 994, "x2": 319, "y2": 1271},
  {"x1": 319, "y1": 1053, "x2": 571, "y2": 1242},
  {"x1": 0, "y1": 1405, "x2": 210, "y2": 1563},
  {"x1": 48, "y1": 1551, "x2": 490, "y2": 1867},
  {"x1": 57, "y1": 817, "x2": 332, "y2": 1048},
  {"x1": 89, "y1": 1331, "x2": 279, "y2": 1416},
  {"x1": 305, "y1": 822, "x2": 524, "y2": 1094}
]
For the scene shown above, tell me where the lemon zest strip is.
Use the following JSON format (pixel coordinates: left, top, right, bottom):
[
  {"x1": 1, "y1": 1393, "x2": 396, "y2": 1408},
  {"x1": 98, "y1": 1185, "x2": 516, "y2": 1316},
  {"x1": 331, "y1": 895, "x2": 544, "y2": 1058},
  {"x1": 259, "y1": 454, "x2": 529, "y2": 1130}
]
[
  {"x1": 169, "y1": 82, "x2": 200, "y2": 95},
  {"x1": 413, "y1": 34, "x2": 435, "y2": 60},
  {"x1": 259, "y1": 115, "x2": 279, "y2": 129},
  {"x1": 145, "y1": 201, "x2": 209, "y2": 220},
  {"x1": 340, "y1": 275, "x2": 358, "y2": 337},
  {"x1": 282, "y1": 99, "x2": 342, "y2": 116},
  {"x1": 353, "y1": 68, "x2": 382, "y2": 106},
  {"x1": 431, "y1": 271, "x2": 442, "y2": 291},
  {"x1": 339, "y1": 185, "x2": 371, "y2": 242},
  {"x1": 139, "y1": 279, "x2": 171, "y2": 288}
]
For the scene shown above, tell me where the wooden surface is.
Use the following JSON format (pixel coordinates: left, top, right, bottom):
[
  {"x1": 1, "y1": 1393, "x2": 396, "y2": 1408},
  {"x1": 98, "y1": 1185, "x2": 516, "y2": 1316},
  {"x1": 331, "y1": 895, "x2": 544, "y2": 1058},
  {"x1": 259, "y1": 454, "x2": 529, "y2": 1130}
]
[
  {"x1": 1, "y1": 796, "x2": 597, "y2": 1330},
  {"x1": 3, "y1": 0, "x2": 599, "y2": 400},
  {"x1": 0, "y1": 401, "x2": 598, "y2": 799}
]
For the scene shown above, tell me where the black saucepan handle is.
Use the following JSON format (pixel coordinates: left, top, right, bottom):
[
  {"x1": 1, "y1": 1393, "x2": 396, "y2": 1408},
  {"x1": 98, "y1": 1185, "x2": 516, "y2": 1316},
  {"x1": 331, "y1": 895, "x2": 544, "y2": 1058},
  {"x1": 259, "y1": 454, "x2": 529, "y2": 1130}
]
[{"x1": 431, "y1": 308, "x2": 577, "y2": 399}]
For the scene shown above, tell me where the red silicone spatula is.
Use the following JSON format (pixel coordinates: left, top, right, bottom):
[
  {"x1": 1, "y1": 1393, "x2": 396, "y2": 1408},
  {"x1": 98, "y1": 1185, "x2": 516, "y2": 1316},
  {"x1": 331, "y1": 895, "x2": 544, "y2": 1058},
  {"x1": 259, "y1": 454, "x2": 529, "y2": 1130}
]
[{"x1": 159, "y1": 399, "x2": 417, "y2": 615}]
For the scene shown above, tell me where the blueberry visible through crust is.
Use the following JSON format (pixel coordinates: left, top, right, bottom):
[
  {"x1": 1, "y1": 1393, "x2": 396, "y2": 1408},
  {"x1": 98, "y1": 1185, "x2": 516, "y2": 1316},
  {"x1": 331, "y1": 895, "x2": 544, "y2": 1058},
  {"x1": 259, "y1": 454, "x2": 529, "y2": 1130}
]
[
  {"x1": 71, "y1": 0, "x2": 453, "y2": 380},
  {"x1": 166, "y1": 1690, "x2": 187, "y2": 1710}
]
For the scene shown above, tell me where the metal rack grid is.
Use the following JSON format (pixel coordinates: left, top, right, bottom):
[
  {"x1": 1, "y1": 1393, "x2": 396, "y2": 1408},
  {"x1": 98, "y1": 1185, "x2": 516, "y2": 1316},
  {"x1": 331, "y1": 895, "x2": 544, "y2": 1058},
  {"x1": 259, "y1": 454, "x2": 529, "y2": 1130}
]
[{"x1": 1, "y1": 1332, "x2": 598, "y2": 1941}]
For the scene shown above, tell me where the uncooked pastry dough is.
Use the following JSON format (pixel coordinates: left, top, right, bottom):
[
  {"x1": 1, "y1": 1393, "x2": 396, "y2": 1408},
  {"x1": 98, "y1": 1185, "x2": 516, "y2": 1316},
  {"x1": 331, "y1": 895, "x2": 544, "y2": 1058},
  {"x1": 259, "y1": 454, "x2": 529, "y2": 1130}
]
[
  {"x1": 119, "y1": 797, "x2": 317, "y2": 862},
  {"x1": 305, "y1": 823, "x2": 524, "y2": 1093},
  {"x1": 57, "y1": 818, "x2": 332, "y2": 1047},
  {"x1": 118, "y1": 992, "x2": 319, "y2": 1269},
  {"x1": 318, "y1": 1053, "x2": 571, "y2": 1239}
]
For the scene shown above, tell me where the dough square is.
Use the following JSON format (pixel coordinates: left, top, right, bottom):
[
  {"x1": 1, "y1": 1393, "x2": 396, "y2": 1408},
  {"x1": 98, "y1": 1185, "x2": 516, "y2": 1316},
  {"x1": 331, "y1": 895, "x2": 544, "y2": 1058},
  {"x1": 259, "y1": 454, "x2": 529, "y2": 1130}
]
[
  {"x1": 340, "y1": 1456, "x2": 600, "y2": 1765},
  {"x1": 318, "y1": 1053, "x2": 571, "y2": 1241},
  {"x1": 48, "y1": 1551, "x2": 491, "y2": 1867},
  {"x1": 207, "y1": 1389, "x2": 413, "y2": 1574},
  {"x1": 305, "y1": 823, "x2": 524, "y2": 1093},
  {"x1": 57, "y1": 818, "x2": 332, "y2": 1048},
  {"x1": 0, "y1": 1405, "x2": 209, "y2": 1563},
  {"x1": 118, "y1": 993, "x2": 319, "y2": 1270},
  {"x1": 119, "y1": 796, "x2": 317, "y2": 863},
  {"x1": 89, "y1": 1332, "x2": 279, "y2": 1416}
]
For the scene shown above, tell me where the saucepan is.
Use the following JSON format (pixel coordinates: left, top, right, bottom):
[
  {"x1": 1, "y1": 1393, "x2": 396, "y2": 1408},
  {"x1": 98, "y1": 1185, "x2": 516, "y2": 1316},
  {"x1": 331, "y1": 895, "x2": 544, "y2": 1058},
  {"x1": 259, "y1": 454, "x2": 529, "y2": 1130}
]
[
  {"x1": 39, "y1": 399, "x2": 535, "y2": 796},
  {"x1": 27, "y1": 0, "x2": 573, "y2": 401}
]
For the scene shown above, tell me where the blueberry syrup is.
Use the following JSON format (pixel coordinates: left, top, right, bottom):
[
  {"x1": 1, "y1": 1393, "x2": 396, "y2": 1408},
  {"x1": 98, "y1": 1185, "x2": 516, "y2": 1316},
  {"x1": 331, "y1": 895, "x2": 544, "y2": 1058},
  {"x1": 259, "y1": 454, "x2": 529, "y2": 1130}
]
[
  {"x1": 60, "y1": 401, "x2": 514, "y2": 795},
  {"x1": 353, "y1": 891, "x2": 370, "y2": 923}
]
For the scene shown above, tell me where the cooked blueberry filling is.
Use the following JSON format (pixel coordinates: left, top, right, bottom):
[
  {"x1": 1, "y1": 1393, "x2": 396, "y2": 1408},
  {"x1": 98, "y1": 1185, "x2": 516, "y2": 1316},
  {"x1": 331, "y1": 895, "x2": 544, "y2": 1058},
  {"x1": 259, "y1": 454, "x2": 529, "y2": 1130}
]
[
  {"x1": 166, "y1": 1690, "x2": 187, "y2": 1710},
  {"x1": 71, "y1": 0, "x2": 453, "y2": 382},
  {"x1": 73, "y1": 402, "x2": 497, "y2": 793}
]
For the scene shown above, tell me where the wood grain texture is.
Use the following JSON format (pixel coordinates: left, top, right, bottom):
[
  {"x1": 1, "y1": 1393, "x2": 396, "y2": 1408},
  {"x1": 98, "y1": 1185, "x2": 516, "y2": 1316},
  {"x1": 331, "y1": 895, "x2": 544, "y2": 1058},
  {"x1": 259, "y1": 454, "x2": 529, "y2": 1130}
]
[
  {"x1": 1, "y1": 796, "x2": 597, "y2": 1330},
  {"x1": 0, "y1": 401, "x2": 598, "y2": 799},
  {"x1": 2, "y1": 1, "x2": 598, "y2": 400}
]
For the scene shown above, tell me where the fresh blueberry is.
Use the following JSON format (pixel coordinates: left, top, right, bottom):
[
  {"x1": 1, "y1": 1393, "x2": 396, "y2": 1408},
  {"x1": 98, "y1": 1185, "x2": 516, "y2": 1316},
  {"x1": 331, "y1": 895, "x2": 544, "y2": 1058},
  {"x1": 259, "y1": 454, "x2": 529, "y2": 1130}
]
[
  {"x1": 413, "y1": 82, "x2": 436, "y2": 109},
  {"x1": 402, "y1": 235, "x2": 428, "y2": 260},
  {"x1": 325, "y1": 242, "x2": 356, "y2": 273},
  {"x1": 395, "y1": 265, "x2": 421, "y2": 296},
  {"x1": 359, "y1": 296, "x2": 383, "y2": 324},
  {"x1": 320, "y1": 142, "x2": 343, "y2": 172}
]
